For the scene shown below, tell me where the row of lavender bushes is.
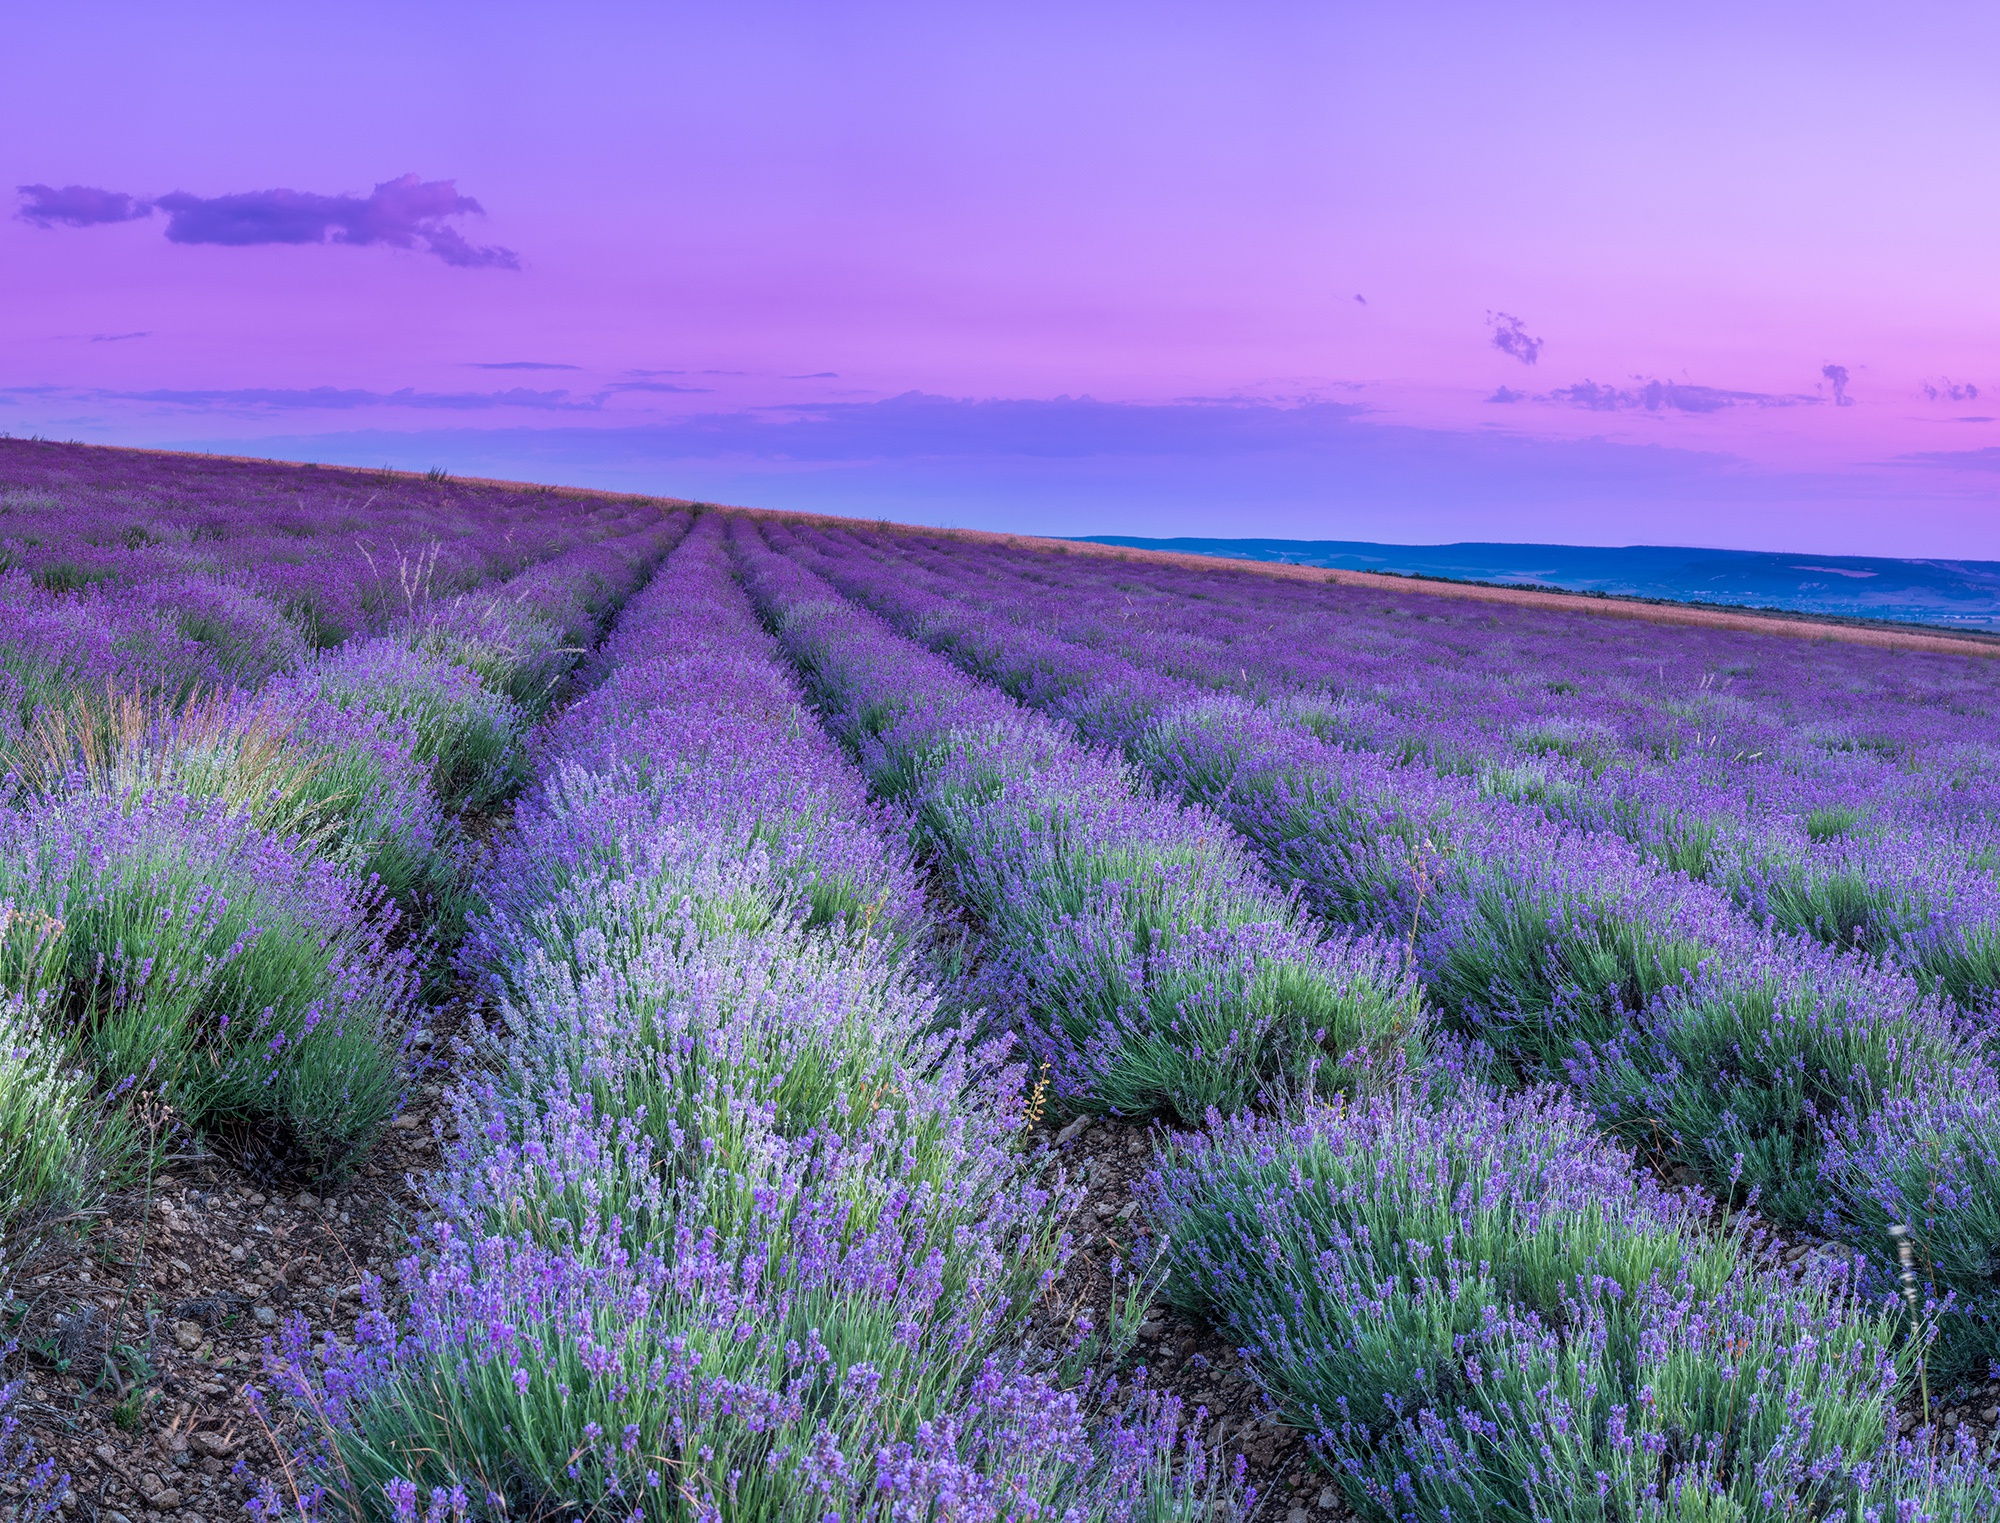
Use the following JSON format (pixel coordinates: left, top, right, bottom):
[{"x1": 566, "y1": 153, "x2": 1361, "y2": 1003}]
[
  {"x1": 0, "y1": 443, "x2": 671, "y2": 777},
  {"x1": 742, "y1": 520, "x2": 2000, "y2": 1516},
  {"x1": 265, "y1": 512, "x2": 1243, "y2": 1520},
  {"x1": 892, "y1": 531, "x2": 2000, "y2": 1014},
  {"x1": 0, "y1": 501, "x2": 686, "y2": 1257},
  {"x1": 0, "y1": 493, "x2": 687, "y2": 1518},
  {"x1": 783, "y1": 525, "x2": 2000, "y2": 1365}
]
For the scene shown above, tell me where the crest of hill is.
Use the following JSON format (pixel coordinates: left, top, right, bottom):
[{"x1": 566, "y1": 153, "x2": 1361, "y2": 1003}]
[{"x1": 6, "y1": 438, "x2": 1993, "y2": 660}]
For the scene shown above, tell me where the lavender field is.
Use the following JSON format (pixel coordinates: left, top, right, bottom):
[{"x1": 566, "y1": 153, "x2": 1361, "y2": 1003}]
[{"x1": 7, "y1": 441, "x2": 2000, "y2": 1521}]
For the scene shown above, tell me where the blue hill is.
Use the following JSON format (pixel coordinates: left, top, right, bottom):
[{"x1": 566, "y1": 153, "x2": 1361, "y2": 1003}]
[{"x1": 1074, "y1": 537, "x2": 2000, "y2": 633}]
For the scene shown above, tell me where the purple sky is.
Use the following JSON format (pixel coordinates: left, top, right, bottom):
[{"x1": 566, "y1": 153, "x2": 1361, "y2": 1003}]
[{"x1": 10, "y1": 2, "x2": 2000, "y2": 556}]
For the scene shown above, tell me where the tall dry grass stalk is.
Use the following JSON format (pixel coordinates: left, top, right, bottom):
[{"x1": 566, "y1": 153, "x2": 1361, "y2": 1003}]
[{"x1": 12, "y1": 685, "x2": 344, "y2": 854}]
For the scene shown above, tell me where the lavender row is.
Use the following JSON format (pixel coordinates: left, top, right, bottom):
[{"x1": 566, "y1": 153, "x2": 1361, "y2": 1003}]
[
  {"x1": 768, "y1": 525, "x2": 2000, "y2": 1511},
  {"x1": 396, "y1": 508, "x2": 690, "y2": 713},
  {"x1": 966, "y1": 535, "x2": 2000, "y2": 758},
  {"x1": 859, "y1": 531, "x2": 2000, "y2": 1012},
  {"x1": 0, "y1": 439, "x2": 680, "y2": 775},
  {"x1": 829, "y1": 527, "x2": 2000, "y2": 1017},
  {"x1": 0, "y1": 438, "x2": 666, "y2": 654},
  {"x1": 731, "y1": 517, "x2": 1420, "y2": 1122},
  {"x1": 265, "y1": 513, "x2": 1242, "y2": 1519},
  {"x1": 0, "y1": 505, "x2": 689, "y2": 1254},
  {"x1": 873, "y1": 530, "x2": 2000, "y2": 854},
  {"x1": 767, "y1": 522, "x2": 2000, "y2": 1381}
]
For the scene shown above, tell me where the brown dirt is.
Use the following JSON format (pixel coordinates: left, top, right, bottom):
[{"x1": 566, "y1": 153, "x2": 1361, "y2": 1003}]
[
  {"x1": 3, "y1": 1100, "x2": 445, "y2": 1523},
  {"x1": 1039, "y1": 1115, "x2": 1344, "y2": 1519}
]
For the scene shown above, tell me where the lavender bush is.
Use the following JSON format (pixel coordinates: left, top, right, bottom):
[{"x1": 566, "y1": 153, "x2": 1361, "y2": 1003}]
[
  {"x1": 1145, "y1": 1085, "x2": 1999, "y2": 1520},
  {"x1": 0, "y1": 788, "x2": 419, "y2": 1180}
]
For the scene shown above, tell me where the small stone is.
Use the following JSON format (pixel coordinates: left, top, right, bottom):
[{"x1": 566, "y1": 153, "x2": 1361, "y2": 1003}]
[
  {"x1": 138, "y1": 1474, "x2": 164, "y2": 1498},
  {"x1": 228, "y1": 1246, "x2": 245, "y2": 1262},
  {"x1": 1138, "y1": 1318, "x2": 1165, "y2": 1340},
  {"x1": 173, "y1": 1321, "x2": 204, "y2": 1351},
  {"x1": 1116, "y1": 1201, "x2": 1139, "y2": 1220},
  {"x1": 253, "y1": 1305, "x2": 276, "y2": 1327},
  {"x1": 189, "y1": 1433, "x2": 237, "y2": 1460},
  {"x1": 1093, "y1": 1203, "x2": 1114, "y2": 1219},
  {"x1": 294, "y1": 1192, "x2": 318, "y2": 1208},
  {"x1": 1984, "y1": 1406, "x2": 1998, "y2": 1425},
  {"x1": 92, "y1": 1446, "x2": 118, "y2": 1468},
  {"x1": 391, "y1": 1115, "x2": 419, "y2": 1130},
  {"x1": 146, "y1": 1493, "x2": 178, "y2": 1512},
  {"x1": 246, "y1": 1194, "x2": 264, "y2": 1206},
  {"x1": 1288, "y1": 1509, "x2": 1308, "y2": 1523},
  {"x1": 105, "y1": 1512, "x2": 132, "y2": 1523},
  {"x1": 1318, "y1": 1487, "x2": 1338, "y2": 1509},
  {"x1": 1054, "y1": 1115, "x2": 1091, "y2": 1146},
  {"x1": 1783, "y1": 1244, "x2": 1810, "y2": 1264}
]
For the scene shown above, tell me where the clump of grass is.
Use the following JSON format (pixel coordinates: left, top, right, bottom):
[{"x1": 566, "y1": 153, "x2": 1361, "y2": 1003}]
[
  {"x1": 16, "y1": 687, "x2": 458, "y2": 911},
  {"x1": 395, "y1": 602, "x2": 571, "y2": 714}
]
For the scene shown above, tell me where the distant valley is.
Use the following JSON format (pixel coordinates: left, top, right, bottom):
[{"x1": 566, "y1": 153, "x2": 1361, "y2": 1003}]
[{"x1": 1077, "y1": 537, "x2": 2000, "y2": 632}]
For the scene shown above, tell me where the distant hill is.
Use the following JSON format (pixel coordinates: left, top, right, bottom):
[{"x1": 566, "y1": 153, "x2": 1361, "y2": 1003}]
[{"x1": 1074, "y1": 537, "x2": 2000, "y2": 632}]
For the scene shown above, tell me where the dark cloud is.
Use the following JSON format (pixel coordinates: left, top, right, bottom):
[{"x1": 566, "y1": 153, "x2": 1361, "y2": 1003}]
[
  {"x1": 1922, "y1": 378, "x2": 1980, "y2": 403},
  {"x1": 90, "y1": 331, "x2": 150, "y2": 343},
  {"x1": 1821, "y1": 363, "x2": 1851, "y2": 407},
  {"x1": 1353, "y1": 294, "x2": 1367, "y2": 305},
  {"x1": 626, "y1": 368, "x2": 688, "y2": 377},
  {"x1": 1532, "y1": 378, "x2": 1818, "y2": 414},
  {"x1": 609, "y1": 381, "x2": 713, "y2": 394},
  {"x1": 107, "y1": 385, "x2": 592, "y2": 411},
  {"x1": 787, "y1": 372, "x2": 839, "y2": 379},
  {"x1": 1487, "y1": 311, "x2": 1543, "y2": 366},
  {"x1": 16, "y1": 183, "x2": 153, "y2": 228},
  {"x1": 469, "y1": 361, "x2": 578, "y2": 371},
  {"x1": 20, "y1": 174, "x2": 514, "y2": 268},
  {"x1": 1487, "y1": 385, "x2": 1527, "y2": 404},
  {"x1": 150, "y1": 174, "x2": 517, "y2": 268}
]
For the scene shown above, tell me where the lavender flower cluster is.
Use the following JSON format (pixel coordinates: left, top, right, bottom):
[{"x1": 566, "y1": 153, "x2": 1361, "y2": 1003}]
[{"x1": 264, "y1": 513, "x2": 1244, "y2": 1521}]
